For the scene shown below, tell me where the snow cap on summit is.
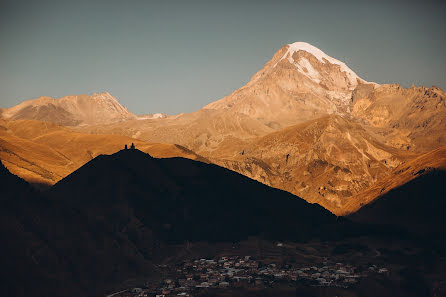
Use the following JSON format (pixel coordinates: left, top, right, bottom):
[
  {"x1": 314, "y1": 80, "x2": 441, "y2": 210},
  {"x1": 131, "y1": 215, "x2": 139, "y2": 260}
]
[{"x1": 279, "y1": 42, "x2": 367, "y2": 86}]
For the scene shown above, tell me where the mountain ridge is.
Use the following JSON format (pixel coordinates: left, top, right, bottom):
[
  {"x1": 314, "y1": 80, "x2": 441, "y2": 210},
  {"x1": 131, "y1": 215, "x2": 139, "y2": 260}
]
[
  {"x1": 0, "y1": 92, "x2": 136, "y2": 126},
  {"x1": 2, "y1": 41, "x2": 445, "y2": 215}
]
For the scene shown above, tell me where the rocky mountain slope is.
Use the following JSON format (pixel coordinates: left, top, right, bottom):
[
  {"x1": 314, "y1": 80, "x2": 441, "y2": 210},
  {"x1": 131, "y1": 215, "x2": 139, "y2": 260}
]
[
  {"x1": 209, "y1": 115, "x2": 416, "y2": 212},
  {"x1": 352, "y1": 84, "x2": 446, "y2": 152},
  {"x1": 78, "y1": 42, "x2": 378, "y2": 153},
  {"x1": 204, "y1": 42, "x2": 371, "y2": 123},
  {"x1": 75, "y1": 43, "x2": 445, "y2": 156},
  {"x1": 341, "y1": 145, "x2": 446, "y2": 216}
]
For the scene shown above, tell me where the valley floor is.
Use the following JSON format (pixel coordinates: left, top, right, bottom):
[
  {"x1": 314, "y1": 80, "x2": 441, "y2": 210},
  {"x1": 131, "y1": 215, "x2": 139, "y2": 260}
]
[{"x1": 106, "y1": 237, "x2": 446, "y2": 297}]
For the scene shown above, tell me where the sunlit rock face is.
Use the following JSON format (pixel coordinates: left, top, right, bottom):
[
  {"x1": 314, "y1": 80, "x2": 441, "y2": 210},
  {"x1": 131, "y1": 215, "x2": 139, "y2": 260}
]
[
  {"x1": 352, "y1": 84, "x2": 446, "y2": 152},
  {"x1": 0, "y1": 92, "x2": 136, "y2": 126}
]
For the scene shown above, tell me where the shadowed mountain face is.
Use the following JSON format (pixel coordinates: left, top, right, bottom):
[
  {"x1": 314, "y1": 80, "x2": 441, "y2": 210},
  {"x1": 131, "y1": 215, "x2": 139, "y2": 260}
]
[
  {"x1": 349, "y1": 169, "x2": 446, "y2": 246},
  {"x1": 50, "y1": 149, "x2": 339, "y2": 243},
  {"x1": 0, "y1": 160, "x2": 153, "y2": 297},
  {"x1": 0, "y1": 150, "x2": 347, "y2": 297},
  {"x1": 341, "y1": 146, "x2": 446, "y2": 215}
]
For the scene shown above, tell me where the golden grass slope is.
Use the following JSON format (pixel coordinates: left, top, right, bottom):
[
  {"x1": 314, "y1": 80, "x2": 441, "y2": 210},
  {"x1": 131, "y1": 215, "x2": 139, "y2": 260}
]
[
  {"x1": 78, "y1": 108, "x2": 274, "y2": 154},
  {"x1": 0, "y1": 119, "x2": 207, "y2": 186}
]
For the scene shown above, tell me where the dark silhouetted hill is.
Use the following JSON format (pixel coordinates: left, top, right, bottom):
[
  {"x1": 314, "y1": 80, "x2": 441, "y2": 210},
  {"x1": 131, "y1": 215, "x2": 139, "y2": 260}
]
[
  {"x1": 0, "y1": 160, "x2": 153, "y2": 297},
  {"x1": 50, "y1": 149, "x2": 339, "y2": 243},
  {"x1": 1, "y1": 150, "x2": 346, "y2": 297},
  {"x1": 349, "y1": 169, "x2": 446, "y2": 247}
]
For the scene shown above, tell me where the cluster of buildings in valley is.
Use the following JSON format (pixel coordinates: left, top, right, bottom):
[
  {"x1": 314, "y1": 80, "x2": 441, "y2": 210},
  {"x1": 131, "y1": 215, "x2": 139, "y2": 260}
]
[{"x1": 113, "y1": 256, "x2": 390, "y2": 297}]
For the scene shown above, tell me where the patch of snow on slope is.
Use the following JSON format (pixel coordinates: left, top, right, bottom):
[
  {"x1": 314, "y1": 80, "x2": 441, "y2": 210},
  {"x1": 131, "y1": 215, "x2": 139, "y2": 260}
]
[
  {"x1": 294, "y1": 57, "x2": 321, "y2": 84},
  {"x1": 137, "y1": 113, "x2": 167, "y2": 120}
]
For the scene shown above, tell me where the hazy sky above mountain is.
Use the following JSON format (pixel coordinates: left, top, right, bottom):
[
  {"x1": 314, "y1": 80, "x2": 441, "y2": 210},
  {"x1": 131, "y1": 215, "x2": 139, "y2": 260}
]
[{"x1": 1, "y1": 0, "x2": 445, "y2": 114}]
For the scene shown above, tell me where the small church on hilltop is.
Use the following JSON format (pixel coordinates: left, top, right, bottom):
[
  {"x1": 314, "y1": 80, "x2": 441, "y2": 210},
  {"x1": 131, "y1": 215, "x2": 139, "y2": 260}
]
[{"x1": 124, "y1": 143, "x2": 136, "y2": 150}]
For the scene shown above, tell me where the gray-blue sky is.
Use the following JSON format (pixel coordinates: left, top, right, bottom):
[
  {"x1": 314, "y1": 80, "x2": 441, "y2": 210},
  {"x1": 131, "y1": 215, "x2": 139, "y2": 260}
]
[{"x1": 1, "y1": 0, "x2": 445, "y2": 114}]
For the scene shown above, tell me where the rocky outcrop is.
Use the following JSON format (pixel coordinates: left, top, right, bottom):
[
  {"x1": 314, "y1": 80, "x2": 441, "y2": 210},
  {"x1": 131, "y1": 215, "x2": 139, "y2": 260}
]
[
  {"x1": 210, "y1": 115, "x2": 415, "y2": 212},
  {"x1": 352, "y1": 84, "x2": 446, "y2": 152}
]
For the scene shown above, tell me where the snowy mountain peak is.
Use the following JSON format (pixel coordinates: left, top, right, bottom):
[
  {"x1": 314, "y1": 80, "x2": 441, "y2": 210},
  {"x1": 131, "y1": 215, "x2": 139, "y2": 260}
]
[
  {"x1": 206, "y1": 41, "x2": 377, "y2": 114},
  {"x1": 279, "y1": 42, "x2": 367, "y2": 88},
  {"x1": 285, "y1": 42, "x2": 332, "y2": 63},
  {"x1": 137, "y1": 113, "x2": 167, "y2": 120}
]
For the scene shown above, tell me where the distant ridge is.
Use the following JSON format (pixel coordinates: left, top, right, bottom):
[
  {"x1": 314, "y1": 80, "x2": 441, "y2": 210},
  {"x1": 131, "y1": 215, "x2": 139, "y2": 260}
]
[
  {"x1": 0, "y1": 118, "x2": 208, "y2": 186},
  {"x1": 0, "y1": 92, "x2": 136, "y2": 126}
]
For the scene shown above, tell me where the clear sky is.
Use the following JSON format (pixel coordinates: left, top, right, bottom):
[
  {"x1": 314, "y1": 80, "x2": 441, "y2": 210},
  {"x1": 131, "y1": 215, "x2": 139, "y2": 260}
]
[{"x1": 1, "y1": 0, "x2": 445, "y2": 115}]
